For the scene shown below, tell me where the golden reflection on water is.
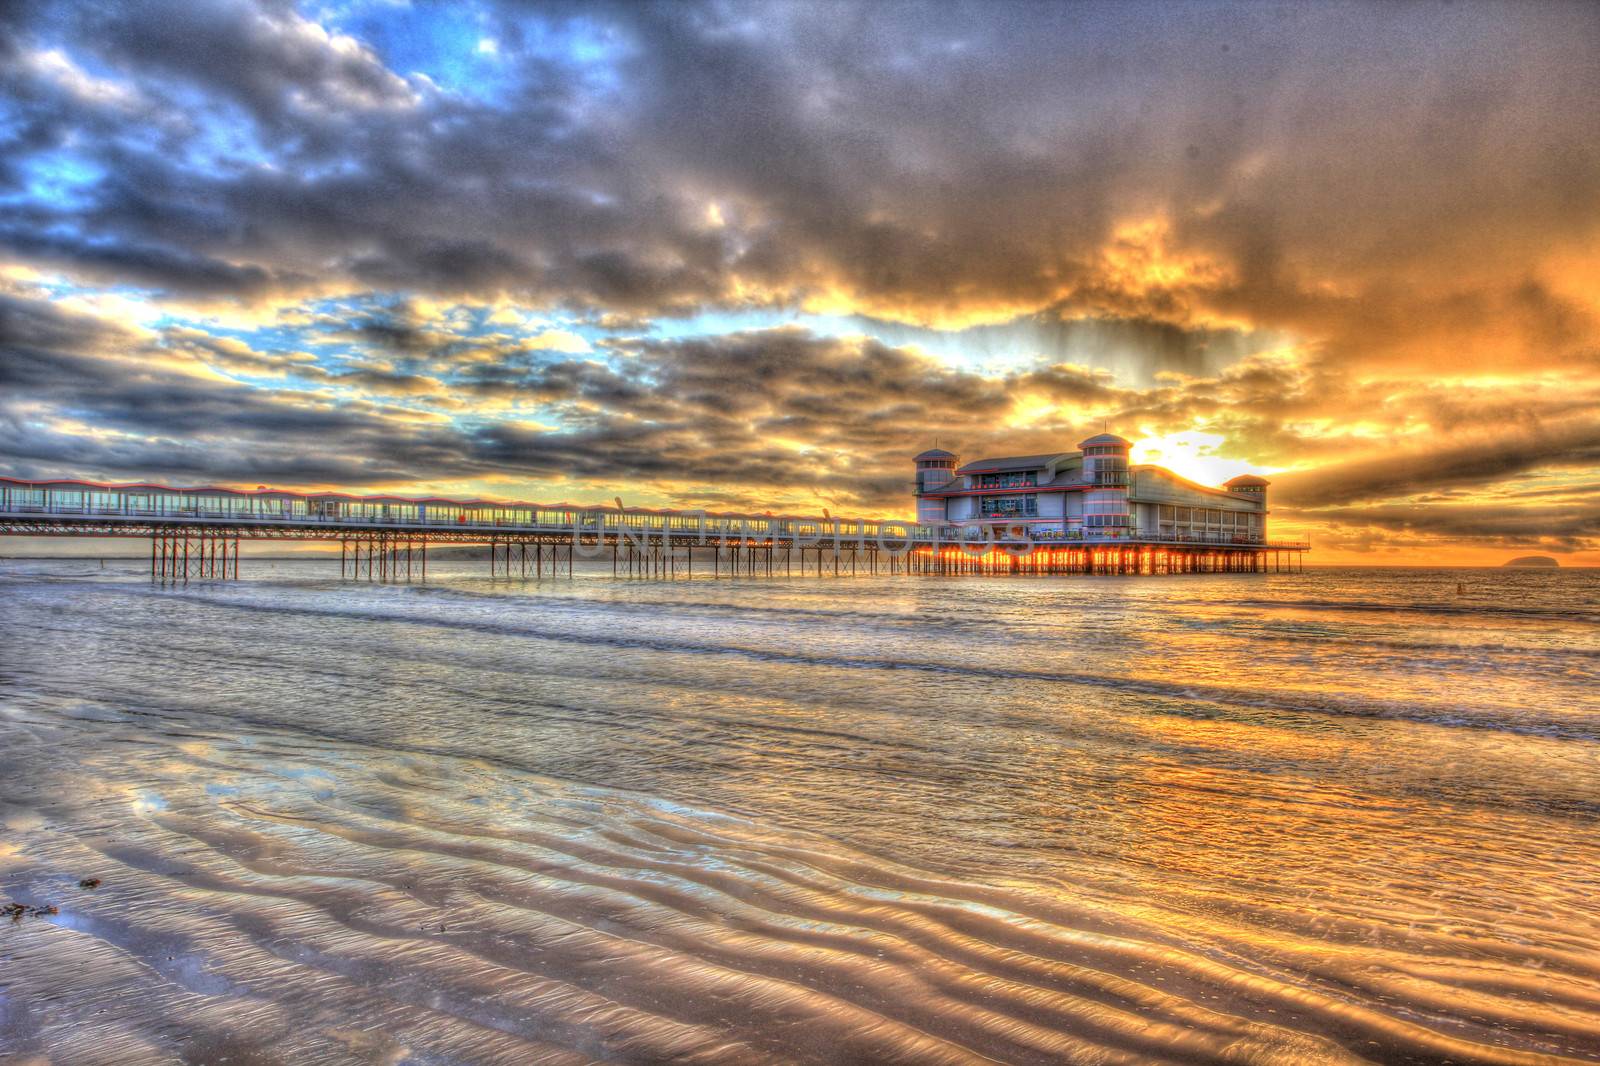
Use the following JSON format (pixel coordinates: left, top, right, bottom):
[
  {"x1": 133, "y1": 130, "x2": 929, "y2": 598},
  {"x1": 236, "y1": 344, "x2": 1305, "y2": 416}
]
[{"x1": 1, "y1": 562, "x2": 1598, "y2": 1063}]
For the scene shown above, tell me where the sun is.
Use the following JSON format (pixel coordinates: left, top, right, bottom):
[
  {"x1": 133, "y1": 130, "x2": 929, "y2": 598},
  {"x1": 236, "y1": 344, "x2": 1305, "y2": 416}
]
[{"x1": 1129, "y1": 431, "x2": 1273, "y2": 488}]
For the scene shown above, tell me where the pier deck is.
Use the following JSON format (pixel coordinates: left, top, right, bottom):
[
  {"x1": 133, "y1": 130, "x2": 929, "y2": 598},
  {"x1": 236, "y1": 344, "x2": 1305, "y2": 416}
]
[{"x1": 1, "y1": 476, "x2": 1308, "y2": 581}]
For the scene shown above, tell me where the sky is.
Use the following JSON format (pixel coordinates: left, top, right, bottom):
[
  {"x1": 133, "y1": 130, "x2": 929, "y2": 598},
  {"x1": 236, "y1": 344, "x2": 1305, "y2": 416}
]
[{"x1": 1, "y1": 0, "x2": 1597, "y2": 565}]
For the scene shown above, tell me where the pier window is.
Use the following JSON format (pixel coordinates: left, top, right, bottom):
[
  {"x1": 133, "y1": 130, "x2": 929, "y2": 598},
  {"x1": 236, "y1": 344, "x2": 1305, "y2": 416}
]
[
  {"x1": 1149, "y1": 505, "x2": 1264, "y2": 541},
  {"x1": 979, "y1": 494, "x2": 1037, "y2": 518},
  {"x1": 1091, "y1": 457, "x2": 1128, "y2": 487},
  {"x1": 1083, "y1": 485, "x2": 1130, "y2": 531}
]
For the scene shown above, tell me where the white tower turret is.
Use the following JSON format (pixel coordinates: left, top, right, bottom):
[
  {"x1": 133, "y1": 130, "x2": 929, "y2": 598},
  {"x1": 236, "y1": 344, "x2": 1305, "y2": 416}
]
[
  {"x1": 913, "y1": 448, "x2": 957, "y2": 524},
  {"x1": 1079, "y1": 433, "x2": 1131, "y2": 535}
]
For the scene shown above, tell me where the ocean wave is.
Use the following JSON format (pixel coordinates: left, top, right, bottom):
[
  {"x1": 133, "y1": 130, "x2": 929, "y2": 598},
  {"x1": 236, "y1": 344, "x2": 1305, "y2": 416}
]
[
  {"x1": 140, "y1": 590, "x2": 1600, "y2": 743},
  {"x1": 1228, "y1": 597, "x2": 1600, "y2": 625}
]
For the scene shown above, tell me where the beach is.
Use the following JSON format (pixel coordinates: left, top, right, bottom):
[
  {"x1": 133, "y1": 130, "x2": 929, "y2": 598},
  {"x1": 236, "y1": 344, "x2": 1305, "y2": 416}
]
[{"x1": 2, "y1": 561, "x2": 1598, "y2": 1063}]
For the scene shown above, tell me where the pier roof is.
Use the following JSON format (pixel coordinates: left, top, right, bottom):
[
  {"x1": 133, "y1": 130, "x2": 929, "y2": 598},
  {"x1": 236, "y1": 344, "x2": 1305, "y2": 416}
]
[{"x1": 954, "y1": 452, "x2": 1075, "y2": 475}]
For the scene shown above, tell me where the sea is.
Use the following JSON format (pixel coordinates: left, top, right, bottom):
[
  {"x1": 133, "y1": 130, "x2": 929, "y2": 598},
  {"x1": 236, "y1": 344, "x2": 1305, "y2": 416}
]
[{"x1": 1, "y1": 559, "x2": 1597, "y2": 1065}]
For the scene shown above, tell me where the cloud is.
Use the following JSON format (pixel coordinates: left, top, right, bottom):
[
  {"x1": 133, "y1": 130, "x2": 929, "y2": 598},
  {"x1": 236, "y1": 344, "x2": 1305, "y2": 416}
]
[
  {"x1": 4, "y1": 281, "x2": 1599, "y2": 553},
  {"x1": 0, "y1": 288, "x2": 1105, "y2": 506},
  {"x1": 76, "y1": 0, "x2": 419, "y2": 127},
  {"x1": 523, "y1": 328, "x2": 590, "y2": 354},
  {"x1": 0, "y1": 0, "x2": 1597, "y2": 558},
  {"x1": 0, "y1": 0, "x2": 1588, "y2": 331},
  {"x1": 1296, "y1": 500, "x2": 1600, "y2": 551},
  {"x1": 163, "y1": 326, "x2": 317, "y2": 377},
  {"x1": 0, "y1": 291, "x2": 446, "y2": 483},
  {"x1": 0, "y1": 228, "x2": 296, "y2": 297},
  {"x1": 1273, "y1": 422, "x2": 1600, "y2": 509}
]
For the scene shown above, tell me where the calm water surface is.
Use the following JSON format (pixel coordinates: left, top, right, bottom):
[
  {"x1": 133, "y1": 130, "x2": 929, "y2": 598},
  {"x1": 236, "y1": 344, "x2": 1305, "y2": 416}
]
[{"x1": 2, "y1": 560, "x2": 1598, "y2": 1064}]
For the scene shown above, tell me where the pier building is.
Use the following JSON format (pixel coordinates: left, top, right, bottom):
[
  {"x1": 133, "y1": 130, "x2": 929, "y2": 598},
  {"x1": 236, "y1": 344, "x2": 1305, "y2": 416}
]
[{"x1": 915, "y1": 433, "x2": 1272, "y2": 544}]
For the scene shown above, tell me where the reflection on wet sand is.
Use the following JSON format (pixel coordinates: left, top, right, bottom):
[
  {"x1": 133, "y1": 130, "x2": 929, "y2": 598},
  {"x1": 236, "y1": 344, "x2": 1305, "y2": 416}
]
[{"x1": 2, "y1": 561, "x2": 1598, "y2": 1063}]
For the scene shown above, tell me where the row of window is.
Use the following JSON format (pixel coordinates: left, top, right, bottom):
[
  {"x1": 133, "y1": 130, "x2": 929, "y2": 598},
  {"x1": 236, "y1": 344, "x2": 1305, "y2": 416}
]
[
  {"x1": 1156, "y1": 504, "x2": 1259, "y2": 529},
  {"x1": 969, "y1": 491, "x2": 1136, "y2": 525},
  {"x1": 979, "y1": 494, "x2": 1038, "y2": 517},
  {"x1": 1090, "y1": 456, "x2": 1128, "y2": 487}
]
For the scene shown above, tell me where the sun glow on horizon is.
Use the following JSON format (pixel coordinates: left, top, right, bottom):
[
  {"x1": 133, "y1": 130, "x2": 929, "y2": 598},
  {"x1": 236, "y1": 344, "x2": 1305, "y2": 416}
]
[{"x1": 1130, "y1": 431, "x2": 1275, "y2": 489}]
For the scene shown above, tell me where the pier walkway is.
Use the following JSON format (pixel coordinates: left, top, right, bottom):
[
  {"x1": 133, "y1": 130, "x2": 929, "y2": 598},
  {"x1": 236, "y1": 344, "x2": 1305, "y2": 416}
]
[{"x1": 1, "y1": 476, "x2": 1308, "y2": 581}]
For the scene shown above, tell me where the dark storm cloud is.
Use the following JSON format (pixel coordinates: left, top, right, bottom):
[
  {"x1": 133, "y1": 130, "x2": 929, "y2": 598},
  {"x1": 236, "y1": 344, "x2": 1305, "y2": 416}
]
[
  {"x1": 837, "y1": 312, "x2": 1276, "y2": 385},
  {"x1": 0, "y1": 227, "x2": 291, "y2": 296},
  {"x1": 1, "y1": 0, "x2": 1591, "y2": 347},
  {"x1": 70, "y1": 0, "x2": 415, "y2": 133},
  {"x1": 1272, "y1": 422, "x2": 1600, "y2": 508},
  {"x1": 1297, "y1": 500, "x2": 1600, "y2": 550},
  {"x1": 0, "y1": 284, "x2": 125, "y2": 354}
]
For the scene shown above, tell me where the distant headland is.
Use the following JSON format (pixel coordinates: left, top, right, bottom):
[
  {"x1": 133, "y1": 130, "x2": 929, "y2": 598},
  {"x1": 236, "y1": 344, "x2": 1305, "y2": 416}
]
[{"x1": 1503, "y1": 556, "x2": 1559, "y2": 568}]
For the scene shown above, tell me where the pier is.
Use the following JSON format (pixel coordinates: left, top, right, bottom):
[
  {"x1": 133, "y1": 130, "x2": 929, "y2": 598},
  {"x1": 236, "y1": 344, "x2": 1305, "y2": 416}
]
[{"x1": 1, "y1": 476, "x2": 1308, "y2": 582}]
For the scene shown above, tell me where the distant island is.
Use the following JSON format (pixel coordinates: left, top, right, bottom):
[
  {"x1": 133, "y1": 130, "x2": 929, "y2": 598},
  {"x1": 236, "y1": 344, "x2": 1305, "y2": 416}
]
[{"x1": 1503, "y1": 556, "x2": 1559, "y2": 568}]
